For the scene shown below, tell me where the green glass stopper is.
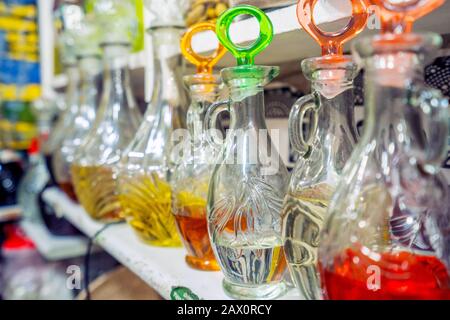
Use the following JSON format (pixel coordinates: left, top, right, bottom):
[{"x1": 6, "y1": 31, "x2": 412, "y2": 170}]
[{"x1": 216, "y1": 5, "x2": 273, "y2": 66}]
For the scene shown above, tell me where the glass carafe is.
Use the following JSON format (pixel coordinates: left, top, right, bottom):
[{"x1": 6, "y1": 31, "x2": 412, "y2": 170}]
[
  {"x1": 53, "y1": 54, "x2": 101, "y2": 202},
  {"x1": 43, "y1": 64, "x2": 80, "y2": 184},
  {"x1": 173, "y1": 22, "x2": 226, "y2": 270},
  {"x1": 319, "y1": 0, "x2": 450, "y2": 300},
  {"x1": 282, "y1": 57, "x2": 360, "y2": 300},
  {"x1": 71, "y1": 43, "x2": 142, "y2": 222},
  {"x1": 281, "y1": 0, "x2": 367, "y2": 300},
  {"x1": 206, "y1": 6, "x2": 289, "y2": 299},
  {"x1": 118, "y1": 26, "x2": 188, "y2": 246}
]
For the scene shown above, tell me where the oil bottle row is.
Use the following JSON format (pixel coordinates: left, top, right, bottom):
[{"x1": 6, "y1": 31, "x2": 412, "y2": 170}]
[{"x1": 42, "y1": 0, "x2": 449, "y2": 300}]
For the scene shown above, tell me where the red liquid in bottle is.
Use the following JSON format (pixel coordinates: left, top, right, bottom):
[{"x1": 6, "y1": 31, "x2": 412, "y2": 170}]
[{"x1": 322, "y1": 248, "x2": 450, "y2": 300}]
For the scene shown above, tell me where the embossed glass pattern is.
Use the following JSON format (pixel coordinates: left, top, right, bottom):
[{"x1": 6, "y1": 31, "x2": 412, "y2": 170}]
[
  {"x1": 319, "y1": 33, "x2": 450, "y2": 300},
  {"x1": 206, "y1": 66, "x2": 289, "y2": 299},
  {"x1": 71, "y1": 43, "x2": 142, "y2": 222},
  {"x1": 118, "y1": 27, "x2": 188, "y2": 247}
]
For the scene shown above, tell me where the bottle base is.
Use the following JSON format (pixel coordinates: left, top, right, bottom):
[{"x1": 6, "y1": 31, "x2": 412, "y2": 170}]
[
  {"x1": 185, "y1": 255, "x2": 220, "y2": 271},
  {"x1": 222, "y1": 279, "x2": 287, "y2": 300},
  {"x1": 135, "y1": 232, "x2": 182, "y2": 248}
]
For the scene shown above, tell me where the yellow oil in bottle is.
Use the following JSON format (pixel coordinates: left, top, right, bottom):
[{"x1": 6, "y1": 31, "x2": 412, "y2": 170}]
[
  {"x1": 71, "y1": 165, "x2": 123, "y2": 222},
  {"x1": 119, "y1": 172, "x2": 181, "y2": 247}
]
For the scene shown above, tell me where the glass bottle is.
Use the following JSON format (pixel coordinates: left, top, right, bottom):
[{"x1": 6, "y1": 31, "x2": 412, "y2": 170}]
[
  {"x1": 172, "y1": 22, "x2": 226, "y2": 270},
  {"x1": 43, "y1": 64, "x2": 80, "y2": 185},
  {"x1": 117, "y1": 25, "x2": 188, "y2": 246},
  {"x1": 206, "y1": 6, "x2": 289, "y2": 299},
  {"x1": 71, "y1": 42, "x2": 142, "y2": 222},
  {"x1": 52, "y1": 54, "x2": 101, "y2": 202},
  {"x1": 319, "y1": 0, "x2": 450, "y2": 300},
  {"x1": 281, "y1": 0, "x2": 367, "y2": 300},
  {"x1": 117, "y1": 0, "x2": 190, "y2": 246},
  {"x1": 52, "y1": 14, "x2": 102, "y2": 202}
]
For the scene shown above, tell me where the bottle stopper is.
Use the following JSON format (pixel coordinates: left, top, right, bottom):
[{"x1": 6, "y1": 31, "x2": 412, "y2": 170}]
[
  {"x1": 297, "y1": 0, "x2": 368, "y2": 56},
  {"x1": 216, "y1": 5, "x2": 274, "y2": 66},
  {"x1": 368, "y1": 0, "x2": 445, "y2": 34},
  {"x1": 181, "y1": 21, "x2": 226, "y2": 74}
]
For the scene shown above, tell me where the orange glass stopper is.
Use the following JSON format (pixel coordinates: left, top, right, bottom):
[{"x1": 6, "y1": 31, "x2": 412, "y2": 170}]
[
  {"x1": 181, "y1": 22, "x2": 226, "y2": 74},
  {"x1": 297, "y1": 0, "x2": 368, "y2": 56},
  {"x1": 367, "y1": 0, "x2": 445, "y2": 34}
]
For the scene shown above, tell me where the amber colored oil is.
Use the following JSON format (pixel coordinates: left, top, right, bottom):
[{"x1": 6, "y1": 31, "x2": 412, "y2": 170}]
[
  {"x1": 119, "y1": 173, "x2": 181, "y2": 247},
  {"x1": 174, "y1": 191, "x2": 219, "y2": 271},
  {"x1": 59, "y1": 181, "x2": 78, "y2": 202},
  {"x1": 71, "y1": 165, "x2": 122, "y2": 222}
]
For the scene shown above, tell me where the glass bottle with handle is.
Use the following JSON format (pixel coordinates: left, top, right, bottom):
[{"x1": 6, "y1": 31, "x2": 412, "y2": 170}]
[
  {"x1": 319, "y1": 0, "x2": 450, "y2": 300},
  {"x1": 117, "y1": 9, "x2": 189, "y2": 247},
  {"x1": 205, "y1": 5, "x2": 289, "y2": 299},
  {"x1": 173, "y1": 22, "x2": 226, "y2": 270},
  {"x1": 281, "y1": 0, "x2": 368, "y2": 300}
]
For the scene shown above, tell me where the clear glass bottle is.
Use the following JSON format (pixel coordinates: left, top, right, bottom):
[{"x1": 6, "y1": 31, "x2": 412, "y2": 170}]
[
  {"x1": 118, "y1": 26, "x2": 188, "y2": 246},
  {"x1": 206, "y1": 6, "x2": 288, "y2": 299},
  {"x1": 43, "y1": 64, "x2": 80, "y2": 184},
  {"x1": 173, "y1": 22, "x2": 226, "y2": 270},
  {"x1": 319, "y1": 1, "x2": 450, "y2": 300},
  {"x1": 53, "y1": 54, "x2": 101, "y2": 202},
  {"x1": 71, "y1": 42, "x2": 142, "y2": 222},
  {"x1": 281, "y1": 0, "x2": 367, "y2": 300},
  {"x1": 282, "y1": 57, "x2": 360, "y2": 300}
]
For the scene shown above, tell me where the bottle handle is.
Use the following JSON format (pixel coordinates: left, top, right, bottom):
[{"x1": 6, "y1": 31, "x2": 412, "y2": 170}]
[
  {"x1": 409, "y1": 84, "x2": 449, "y2": 173},
  {"x1": 204, "y1": 100, "x2": 230, "y2": 151},
  {"x1": 289, "y1": 93, "x2": 320, "y2": 157}
]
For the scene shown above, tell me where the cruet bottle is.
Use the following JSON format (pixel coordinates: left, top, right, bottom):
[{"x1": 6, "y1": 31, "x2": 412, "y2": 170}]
[
  {"x1": 117, "y1": 8, "x2": 189, "y2": 246},
  {"x1": 71, "y1": 40, "x2": 142, "y2": 222},
  {"x1": 205, "y1": 6, "x2": 289, "y2": 299},
  {"x1": 53, "y1": 16, "x2": 102, "y2": 202},
  {"x1": 281, "y1": 0, "x2": 367, "y2": 300},
  {"x1": 173, "y1": 22, "x2": 226, "y2": 270},
  {"x1": 318, "y1": 0, "x2": 450, "y2": 300}
]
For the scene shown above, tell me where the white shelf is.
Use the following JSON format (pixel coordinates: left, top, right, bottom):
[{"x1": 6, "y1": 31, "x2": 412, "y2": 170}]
[
  {"x1": 42, "y1": 187, "x2": 303, "y2": 300},
  {"x1": 20, "y1": 219, "x2": 89, "y2": 261}
]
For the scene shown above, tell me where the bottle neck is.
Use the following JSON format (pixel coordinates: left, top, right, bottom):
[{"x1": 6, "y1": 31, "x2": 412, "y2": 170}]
[
  {"x1": 102, "y1": 44, "x2": 131, "y2": 101},
  {"x1": 78, "y1": 56, "x2": 101, "y2": 110},
  {"x1": 229, "y1": 85, "x2": 267, "y2": 130},
  {"x1": 65, "y1": 64, "x2": 79, "y2": 95},
  {"x1": 148, "y1": 27, "x2": 185, "y2": 115},
  {"x1": 188, "y1": 83, "x2": 220, "y2": 141},
  {"x1": 310, "y1": 77, "x2": 357, "y2": 139},
  {"x1": 64, "y1": 64, "x2": 80, "y2": 112},
  {"x1": 99, "y1": 44, "x2": 136, "y2": 120},
  {"x1": 362, "y1": 52, "x2": 423, "y2": 140}
]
